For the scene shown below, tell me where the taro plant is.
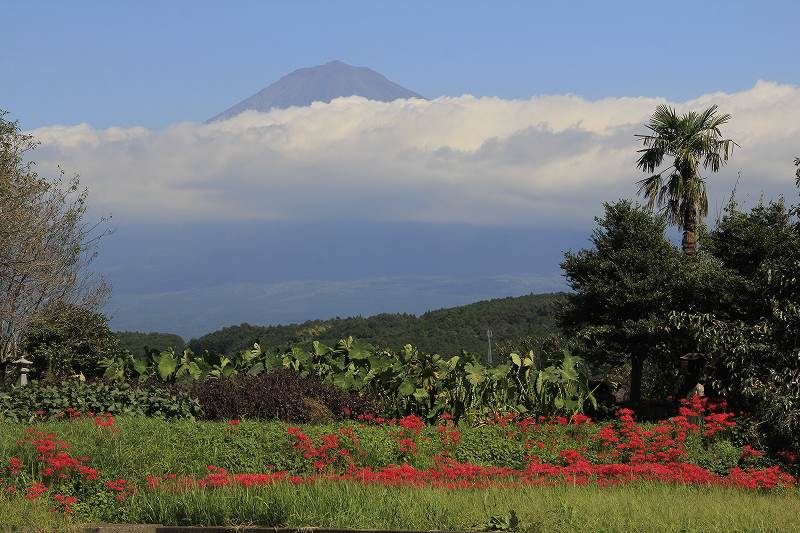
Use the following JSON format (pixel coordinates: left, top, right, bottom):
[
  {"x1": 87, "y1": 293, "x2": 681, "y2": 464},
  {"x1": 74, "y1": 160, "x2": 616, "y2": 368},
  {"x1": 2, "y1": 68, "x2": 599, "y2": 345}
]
[{"x1": 96, "y1": 336, "x2": 597, "y2": 421}]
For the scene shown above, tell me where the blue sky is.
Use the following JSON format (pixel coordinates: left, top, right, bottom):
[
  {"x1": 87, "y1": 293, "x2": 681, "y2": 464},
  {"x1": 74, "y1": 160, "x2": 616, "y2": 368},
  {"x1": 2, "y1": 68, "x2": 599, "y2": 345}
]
[
  {"x1": 3, "y1": 1, "x2": 799, "y2": 338},
  {"x1": 3, "y1": 0, "x2": 799, "y2": 129}
]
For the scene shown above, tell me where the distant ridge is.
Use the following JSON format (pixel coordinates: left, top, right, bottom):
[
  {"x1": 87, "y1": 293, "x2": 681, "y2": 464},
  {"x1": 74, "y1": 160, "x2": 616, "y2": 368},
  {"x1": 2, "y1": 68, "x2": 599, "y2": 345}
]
[
  {"x1": 208, "y1": 60, "x2": 422, "y2": 122},
  {"x1": 180, "y1": 292, "x2": 566, "y2": 356}
]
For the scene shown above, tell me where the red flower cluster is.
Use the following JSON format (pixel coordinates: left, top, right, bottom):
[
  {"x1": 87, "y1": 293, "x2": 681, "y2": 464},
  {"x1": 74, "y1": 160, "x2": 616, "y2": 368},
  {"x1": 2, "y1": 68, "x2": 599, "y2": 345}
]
[
  {"x1": 0, "y1": 427, "x2": 129, "y2": 514},
  {"x1": 104, "y1": 478, "x2": 134, "y2": 500},
  {"x1": 287, "y1": 426, "x2": 360, "y2": 471},
  {"x1": 673, "y1": 397, "x2": 735, "y2": 437},
  {"x1": 93, "y1": 413, "x2": 116, "y2": 428},
  {"x1": 52, "y1": 493, "x2": 78, "y2": 514},
  {"x1": 395, "y1": 415, "x2": 425, "y2": 455},
  {"x1": 2, "y1": 398, "x2": 797, "y2": 517},
  {"x1": 14, "y1": 429, "x2": 99, "y2": 482},
  {"x1": 275, "y1": 404, "x2": 795, "y2": 491}
]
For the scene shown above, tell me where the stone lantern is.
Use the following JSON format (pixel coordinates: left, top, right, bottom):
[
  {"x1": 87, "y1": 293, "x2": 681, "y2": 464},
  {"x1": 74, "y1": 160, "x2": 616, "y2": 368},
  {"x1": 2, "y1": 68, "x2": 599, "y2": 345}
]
[
  {"x1": 13, "y1": 356, "x2": 32, "y2": 387},
  {"x1": 679, "y1": 352, "x2": 704, "y2": 396}
]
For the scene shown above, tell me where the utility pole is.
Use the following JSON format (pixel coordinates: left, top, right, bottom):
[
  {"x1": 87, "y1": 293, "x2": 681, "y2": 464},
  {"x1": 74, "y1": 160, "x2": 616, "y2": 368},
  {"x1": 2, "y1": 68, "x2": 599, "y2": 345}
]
[{"x1": 486, "y1": 329, "x2": 493, "y2": 365}]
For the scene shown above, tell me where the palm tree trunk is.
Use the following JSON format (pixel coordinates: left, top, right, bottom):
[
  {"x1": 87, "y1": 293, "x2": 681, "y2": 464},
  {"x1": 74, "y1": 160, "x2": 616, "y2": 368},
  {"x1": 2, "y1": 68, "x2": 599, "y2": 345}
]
[{"x1": 682, "y1": 204, "x2": 698, "y2": 255}]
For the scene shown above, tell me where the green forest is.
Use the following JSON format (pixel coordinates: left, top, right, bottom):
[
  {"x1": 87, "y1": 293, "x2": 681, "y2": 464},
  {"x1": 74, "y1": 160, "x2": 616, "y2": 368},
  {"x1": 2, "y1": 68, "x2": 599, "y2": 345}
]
[{"x1": 116, "y1": 292, "x2": 565, "y2": 358}]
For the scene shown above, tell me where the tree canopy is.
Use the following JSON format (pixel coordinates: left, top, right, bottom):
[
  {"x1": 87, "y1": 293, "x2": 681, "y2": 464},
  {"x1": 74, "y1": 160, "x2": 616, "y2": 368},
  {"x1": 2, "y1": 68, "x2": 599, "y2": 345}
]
[
  {"x1": 559, "y1": 200, "x2": 683, "y2": 403},
  {"x1": 0, "y1": 112, "x2": 110, "y2": 379},
  {"x1": 186, "y1": 293, "x2": 565, "y2": 358}
]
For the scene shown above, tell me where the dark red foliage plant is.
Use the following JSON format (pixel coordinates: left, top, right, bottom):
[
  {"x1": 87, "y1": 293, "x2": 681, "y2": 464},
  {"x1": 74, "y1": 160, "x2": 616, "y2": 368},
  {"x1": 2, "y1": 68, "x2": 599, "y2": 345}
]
[{"x1": 185, "y1": 369, "x2": 380, "y2": 423}]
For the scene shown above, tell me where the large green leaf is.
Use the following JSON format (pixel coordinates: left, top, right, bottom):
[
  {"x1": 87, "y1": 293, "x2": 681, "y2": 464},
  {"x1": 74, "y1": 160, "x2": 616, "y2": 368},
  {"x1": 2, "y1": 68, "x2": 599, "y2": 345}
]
[
  {"x1": 132, "y1": 356, "x2": 149, "y2": 376},
  {"x1": 347, "y1": 340, "x2": 374, "y2": 360},
  {"x1": 464, "y1": 362, "x2": 485, "y2": 385},
  {"x1": 157, "y1": 352, "x2": 177, "y2": 381},
  {"x1": 398, "y1": 379, "x2": 416, "y2": 397},
  {"x1": 247, "y1": 362, "x2": 264, "y2": 376},
  {"x1": 413, "y1": 388, "x2": 429, "y2": 403},
  {"x1": 312, "y1": 341, "x2": 332, "y2": 356}
]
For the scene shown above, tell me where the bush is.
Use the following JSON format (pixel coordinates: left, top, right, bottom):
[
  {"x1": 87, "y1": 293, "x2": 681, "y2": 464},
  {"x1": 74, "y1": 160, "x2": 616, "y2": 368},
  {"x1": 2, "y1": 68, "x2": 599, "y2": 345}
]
[
  {"x1": 685, "y1": 438, "x2": 741, "y2": 475},
  {"x1": 185, "y1": 369, "x2": 379, "y2": 423},
  {"x1": 0, "y1": 380, "x2": 201, "y2": 421},
  {"x1": 21, "y1": 305, "x2": 126, "y2": 379}
]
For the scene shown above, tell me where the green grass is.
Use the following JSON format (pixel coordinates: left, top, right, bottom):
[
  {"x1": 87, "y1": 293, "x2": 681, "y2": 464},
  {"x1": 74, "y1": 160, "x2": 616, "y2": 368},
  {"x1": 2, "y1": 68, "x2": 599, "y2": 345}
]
[
  {"x1": 1, "y1": 418, "x2": 798, "y2": 531},
  {"x1": 0, "y1": 489, "x2": 77, "y2": 532},
  {"x1": 121, "y1": 482, "x2": 800, "y2": 532},
  {"x1": 0, "y1": 417, "x2": 543, "y2": 482},
  {"x1": 2, "y1": 480, "x2": 798, "y2": 532}
]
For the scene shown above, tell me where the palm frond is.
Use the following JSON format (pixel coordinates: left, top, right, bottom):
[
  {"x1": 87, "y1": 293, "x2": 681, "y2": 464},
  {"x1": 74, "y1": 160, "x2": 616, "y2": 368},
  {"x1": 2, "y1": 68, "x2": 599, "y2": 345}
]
[
  {"x1": 634, "y1": 104, "x2": 735, "y2": 230},
  {"x1": 636, "y1": 173, "x2": 664, "y2": 210}
]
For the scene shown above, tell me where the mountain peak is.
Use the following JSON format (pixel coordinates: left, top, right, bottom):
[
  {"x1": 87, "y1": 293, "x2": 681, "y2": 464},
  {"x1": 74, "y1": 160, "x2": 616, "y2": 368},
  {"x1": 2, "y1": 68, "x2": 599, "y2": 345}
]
[{"x1": 208, "y1": 61, "x2": 422, "y2": 122}]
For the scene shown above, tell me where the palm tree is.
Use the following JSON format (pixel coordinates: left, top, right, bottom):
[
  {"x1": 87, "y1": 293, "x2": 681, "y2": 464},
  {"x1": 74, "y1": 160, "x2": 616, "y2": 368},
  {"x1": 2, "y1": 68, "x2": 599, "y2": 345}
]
[{"x1": 636, "y1": 105, "x2": 737, "y2": 255}]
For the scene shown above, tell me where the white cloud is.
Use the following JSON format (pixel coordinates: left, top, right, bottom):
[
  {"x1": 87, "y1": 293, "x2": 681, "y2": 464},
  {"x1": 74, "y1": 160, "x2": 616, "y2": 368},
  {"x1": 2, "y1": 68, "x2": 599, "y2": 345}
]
[{"x1": 30, "y1": 81, "x2": 800, "y2": 226}]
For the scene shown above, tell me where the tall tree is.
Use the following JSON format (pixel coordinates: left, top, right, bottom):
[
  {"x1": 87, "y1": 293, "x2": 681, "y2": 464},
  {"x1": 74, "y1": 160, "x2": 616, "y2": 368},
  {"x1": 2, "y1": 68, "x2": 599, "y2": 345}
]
[
  {"x1": 0, "y1": 112, "x2": 110, "y2": 379},
  {"x1": 674, "y1": 191, "x2": 800, "y2": 450},
  {"x1": 559, "y1": 200, "x2": 681, "y2": 403},
  {"x1": 636, "y1": 105, "x2": 737, "y2": 255}
]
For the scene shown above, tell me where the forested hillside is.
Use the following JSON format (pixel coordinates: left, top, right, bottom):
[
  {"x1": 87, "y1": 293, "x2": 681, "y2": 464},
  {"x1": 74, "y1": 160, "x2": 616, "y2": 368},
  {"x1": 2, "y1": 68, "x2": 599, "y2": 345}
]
[
  {"x1": 178, "y1": 292, "x2": 565, "y2": 356},
  {"x1": 115, "y1": 332, "x2": 186, "y2": 357}
]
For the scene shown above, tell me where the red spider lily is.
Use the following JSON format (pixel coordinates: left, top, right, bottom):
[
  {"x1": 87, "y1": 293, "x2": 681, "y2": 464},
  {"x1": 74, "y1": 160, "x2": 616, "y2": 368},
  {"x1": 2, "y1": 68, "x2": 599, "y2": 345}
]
[
  {"x1": 740, "y1": 445, "x2": 764, "y2": 460},
  {"x1": 52, "y1": 493, "x2": 78, "y2": 514},
  {"x1": 778, "y1": 450, "x2": 798, "y2": 464},
  {"x1": 25, "y1": 482, "x2": 48, "y2": 500},
  {"x1": 105, "y1": 478, "x2": 134, "y2": 500},
  {"x1": 6, "y1": 457, "x2": 22, "y2": 475},
  {"x1": 93, "y1": 414, "x2": 115, "y2": 428},
  {"x1": 398, "y1": 415, "x2": 425, "y2": 433}
]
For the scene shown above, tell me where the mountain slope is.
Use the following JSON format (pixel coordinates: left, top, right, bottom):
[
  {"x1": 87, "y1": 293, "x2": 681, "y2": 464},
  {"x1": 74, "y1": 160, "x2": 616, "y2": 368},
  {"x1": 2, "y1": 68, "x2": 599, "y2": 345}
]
[
  {"x1": 208, "y1": 60, "x2": 422, "y2": 122},
  {"x1": 181, "y1": 292, "x2": 566, "y2": 357}
]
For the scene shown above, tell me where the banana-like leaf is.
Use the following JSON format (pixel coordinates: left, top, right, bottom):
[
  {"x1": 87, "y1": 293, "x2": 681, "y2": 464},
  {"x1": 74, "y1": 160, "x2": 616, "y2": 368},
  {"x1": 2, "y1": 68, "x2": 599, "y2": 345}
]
[
  {"x1": 398, "y1": 379, "x2": 416, "y2": 397},
  {"x1": 347, "y1": 340, "x2": 374, "y2": 360},
  {"x1": 132, "y1": 356, "x2": 149, "y2": 376},
  {"x1": 413, "y1": 387, "x2": 429, "y2": 403},
  {"x1": 247, "y1": 362, "x2": 264, "y2": 376},
  {"x1": 157, "y1": 352, "x2": 177, "y2": 381}
]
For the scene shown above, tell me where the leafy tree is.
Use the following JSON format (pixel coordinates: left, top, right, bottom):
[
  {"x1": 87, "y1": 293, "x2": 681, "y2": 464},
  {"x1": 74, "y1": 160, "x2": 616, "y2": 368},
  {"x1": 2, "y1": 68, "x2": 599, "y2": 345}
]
[
  {"x1": 559, "y1": 200, "x2": 682, "y2": 403},
  {"x1": 0, "y1": 111, "x2": 110, "y2": 379},
  {"x1": 21, "y1": 305, "x2": 125, "y2": 378},
  {"x1": 636, "y1": 105, "x2": 736, "y2": 255},
  {"x1": 673, "y1": 192, "x2": 800, "y2": 450}
]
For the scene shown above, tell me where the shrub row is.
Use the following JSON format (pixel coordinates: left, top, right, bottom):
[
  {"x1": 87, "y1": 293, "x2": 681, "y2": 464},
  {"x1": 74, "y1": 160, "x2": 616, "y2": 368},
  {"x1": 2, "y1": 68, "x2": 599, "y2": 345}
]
[
  {"x1": 0, "y1": 370, "x2": 379, "y2": 424},
  {"x1": 0, "y1": 380, "x2": 201, "y2": 422}
]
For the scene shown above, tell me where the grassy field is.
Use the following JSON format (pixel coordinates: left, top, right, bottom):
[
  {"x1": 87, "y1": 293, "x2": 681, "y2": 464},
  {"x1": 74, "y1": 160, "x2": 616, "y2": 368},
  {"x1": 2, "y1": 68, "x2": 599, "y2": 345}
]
[
  {"x1": 2, "y1": 481, "x2": 800, "y2": 532},
  {"x1": 130, "y1": 482, "x2": 800, "y2": 532},
  {"x1": 1, "y1": 417, "x2": 798, "y2": 531}
]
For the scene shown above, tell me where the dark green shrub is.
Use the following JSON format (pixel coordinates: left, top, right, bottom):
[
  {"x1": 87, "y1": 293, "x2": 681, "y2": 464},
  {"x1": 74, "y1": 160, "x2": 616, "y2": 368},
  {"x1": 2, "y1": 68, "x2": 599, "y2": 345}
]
[
  {"x1": 21, "y1": 305, "x2": 126, "y2": 379},
  {"x1": 0, "y1": 380, "x2": 201, "y2": 421},
  {"x1": 685, "y1": 438, "x2": 740, "y2": 475},
  {"x1": 453, "y1": 426, "x2": 527, "y2": 469}
]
